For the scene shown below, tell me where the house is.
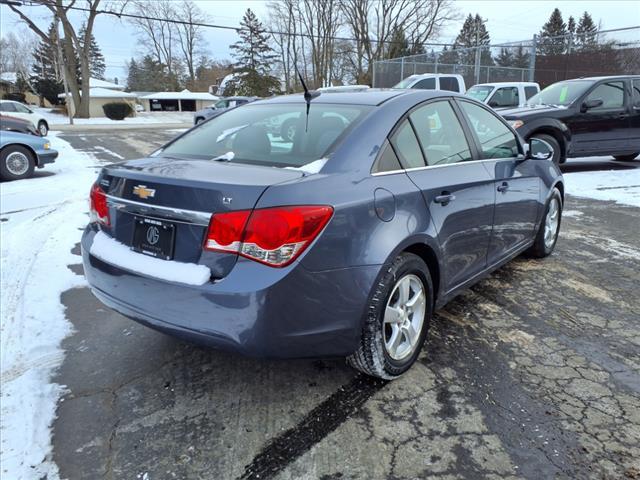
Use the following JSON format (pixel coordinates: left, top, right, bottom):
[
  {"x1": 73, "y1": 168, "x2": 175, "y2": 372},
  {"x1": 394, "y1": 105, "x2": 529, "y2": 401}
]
[
  {"x1": 58, "y1": 77, "x2": 138, "y2": 117},
  {"x1": 140, "y1": 89, "x2": 218, "y2": 112}
]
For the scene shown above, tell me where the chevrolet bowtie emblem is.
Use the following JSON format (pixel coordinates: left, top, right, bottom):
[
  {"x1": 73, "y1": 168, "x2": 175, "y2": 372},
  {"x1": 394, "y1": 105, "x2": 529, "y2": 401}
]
[{"x1": 132, "y1": 185, "x2": 156, "y2": 200}]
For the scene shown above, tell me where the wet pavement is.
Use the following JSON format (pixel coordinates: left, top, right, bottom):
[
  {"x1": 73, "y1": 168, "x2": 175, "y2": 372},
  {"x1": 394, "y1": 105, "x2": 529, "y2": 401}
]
[{"x1": 52, "y1": 130, "x2": 640, "y2": 480}]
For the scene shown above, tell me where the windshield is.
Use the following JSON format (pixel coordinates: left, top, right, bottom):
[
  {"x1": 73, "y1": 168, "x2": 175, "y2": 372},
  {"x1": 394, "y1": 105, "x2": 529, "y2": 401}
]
[
  {"x1": 161, "y1": 103, "x2": 372, "y2": 168},
  {"x1": 466, "y1": 86, "x2": 494, "y2": 102},
  {"x1": 527, "y1": 80, "x2": 594, "y2": 107},
  {"x1": 394, "y1": 77, "x2": 419, "y2": 88}
]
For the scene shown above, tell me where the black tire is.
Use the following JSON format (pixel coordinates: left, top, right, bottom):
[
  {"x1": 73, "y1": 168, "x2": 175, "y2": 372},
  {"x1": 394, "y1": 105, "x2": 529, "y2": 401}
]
[
  {"x1": 527, "y1": 188, "x2": 563, "y2": 258},
  {"x1": 37, "y1": 121, "x2": 48, "y2": 136},
  {"x1": 347, "y1": 253, "x2": 433, "y2": 380},
  {"x1": 531, "y1": 133, "x2": 562, "y2": 165},
  {"x1": 195, "y1": 117, "x2": 204, "y2": 124},
  {"x1": 280, "y1": 118, "x2": 297, "y2": 142},
  {"x1": 613, "y1": 153, "x2": 639, "y2": 162},
  {"x1": 0, "y1": 145, "x2": 35, "y2": 181}
]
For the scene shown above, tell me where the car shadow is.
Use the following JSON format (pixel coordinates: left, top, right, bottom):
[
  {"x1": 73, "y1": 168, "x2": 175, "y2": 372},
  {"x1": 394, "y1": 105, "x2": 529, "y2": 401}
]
[{"x1": 560, "y1": 157, "x2": 639, "y2": 173}]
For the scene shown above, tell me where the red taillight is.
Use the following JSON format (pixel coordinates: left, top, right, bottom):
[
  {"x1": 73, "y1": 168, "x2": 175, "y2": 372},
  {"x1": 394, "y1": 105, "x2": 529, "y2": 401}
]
[
  {"x1": 89, "y1": 183, "x2": 110, "y2": 226},
  {"x1": 204, "y1": 205, "x2": 333, "y2": 267}
]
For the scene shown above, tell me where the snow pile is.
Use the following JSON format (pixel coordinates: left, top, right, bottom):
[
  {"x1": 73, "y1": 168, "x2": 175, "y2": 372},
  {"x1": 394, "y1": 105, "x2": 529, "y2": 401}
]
[
  {"x1": 564, "y1": 167, "x2": 640, "y2": 207},
  {"x1": 90, "y1": 231, "x2": 211, "y2": 286},
  {"x1": 0, "y1": 132, "x2": 99, "y2": 479},
  {"x1": 34, "y1": 108, "x2": 194, "y2": 126}
]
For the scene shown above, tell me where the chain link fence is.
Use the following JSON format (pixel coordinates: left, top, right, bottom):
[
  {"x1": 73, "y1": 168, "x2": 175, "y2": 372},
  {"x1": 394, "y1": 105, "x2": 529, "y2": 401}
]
[{"x1": 373, "y1": 26, "x2": 640, "y2": 89}]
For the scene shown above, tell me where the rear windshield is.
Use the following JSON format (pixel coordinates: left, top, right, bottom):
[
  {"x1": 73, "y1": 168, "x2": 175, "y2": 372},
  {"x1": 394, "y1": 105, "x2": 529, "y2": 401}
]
[
  {"x1": 527, "y1": 80, "x2": 594, "y2": 107},
  {"x1": 466, "y1": 85, "x2": 494, "y2": 102},
  {"x1": 161, "y1": 103, "x2": 371, "y2": 168}
]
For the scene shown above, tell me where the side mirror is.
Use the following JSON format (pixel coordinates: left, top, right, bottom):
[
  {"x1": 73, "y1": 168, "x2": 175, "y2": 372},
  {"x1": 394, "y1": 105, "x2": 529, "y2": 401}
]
[
  {"x1": 581, "y1": 98, "x2": 603, "y2": 113},
  {"x1": 526, "y1": 138, "x2": 554, "y2": 160}
]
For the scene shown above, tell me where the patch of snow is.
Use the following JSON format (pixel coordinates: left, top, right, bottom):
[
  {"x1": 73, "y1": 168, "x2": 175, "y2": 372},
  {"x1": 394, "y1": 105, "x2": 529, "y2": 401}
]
[
  {"x1": 57, "y1": 87, "x2": 137, "y2": 99},
  {"x1": 89, "y1": 231, "x2": 211, "y2": 286},
  {"x1": 562, "y1": 210, "x2": 584, "y2": 218},
  {"x1": 212, "y1": 151, "x2": 234, "y2": 161},
  {"x1": 1, "y1": 132, "x2": 100, "y2": 479},
  {"x1": 216, "y1": 125, "x2": 247, "y2": 142},
  {"x1": 34, "y1": 108, "x2": 194, "y2": 126},
  {"x1": 564, "y1": 168, "x2": 640, "y2": 207},
  {"x1": 141, "y1": 90, "x2": 218, "y2": 101},
  {"x1": 285, "y1": 158, "x2": 328, "y2": 174}
]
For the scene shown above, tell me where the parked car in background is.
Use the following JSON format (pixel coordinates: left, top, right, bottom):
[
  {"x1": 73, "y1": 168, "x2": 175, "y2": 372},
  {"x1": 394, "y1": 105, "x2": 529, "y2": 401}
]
[
  {"x1": 1, "y1": 115, "x2": 39, "y2": 136},
  {"x1": 0, "y1": 100, "x2": 49, "y2": 136},
  {"x1": 393, "y1": 74, "x2": 466, "y2": 93},
  {"x1": 466, "y1": 82, "x2": 540, "y2": 109},
  {"x1": 193, "y1": 96, "x2": 258, "y2": 124},
  {"x1": 82, "y1": 89, "x2": 562, "y2": 380},
  {"x1": 0, "y1": 130, "x2": 58, "y2": 180},
  {"x1": 500, "y1": 75, "x2": 640, "y2": 164}
]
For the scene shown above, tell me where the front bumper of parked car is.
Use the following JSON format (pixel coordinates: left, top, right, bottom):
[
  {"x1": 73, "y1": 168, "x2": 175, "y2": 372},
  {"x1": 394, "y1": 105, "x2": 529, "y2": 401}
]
[
  {"x1": 81, "y1": 226, "x2": 379, "y2": 358},
  {"x1": 36, "y1": 149, "x2": 58, "y2": 167}
]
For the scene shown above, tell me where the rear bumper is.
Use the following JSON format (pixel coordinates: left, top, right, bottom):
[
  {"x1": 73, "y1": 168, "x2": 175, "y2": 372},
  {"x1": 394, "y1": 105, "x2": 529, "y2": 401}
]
[
  {"x1": 36, "y1": 149, "x2": 58, "y2": 167},
  {"x1": 81, "y1": 227, "x2": 380, "y2": 358}
]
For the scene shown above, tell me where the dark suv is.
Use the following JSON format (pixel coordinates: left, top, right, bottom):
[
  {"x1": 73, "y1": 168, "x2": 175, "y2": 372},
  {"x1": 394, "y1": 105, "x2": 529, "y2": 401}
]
[{"x1": 500, "y1": 76, "x2": 640, "y2": 164}]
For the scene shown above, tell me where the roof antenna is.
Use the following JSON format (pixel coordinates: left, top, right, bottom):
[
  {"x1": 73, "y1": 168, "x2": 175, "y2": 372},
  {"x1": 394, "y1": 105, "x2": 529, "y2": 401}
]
[{"x1": 296, "y1": 66, "x2": 320, "y2": 132}]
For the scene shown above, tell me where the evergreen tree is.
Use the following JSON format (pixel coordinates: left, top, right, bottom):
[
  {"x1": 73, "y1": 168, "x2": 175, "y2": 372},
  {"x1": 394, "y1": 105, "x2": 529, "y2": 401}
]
[
  {"x1": 494, "y1": 47, "x2": 514, "y2": 67},
  {"x1": 387, "y1": 26, "x2": 410, "y2": 59},
  {"x1": 512, "y1": 45, "x2": 531, "y2": 69},
  {"x1": 575, "y1": 12, "x2": 598, "y2": 51},
  {"x1": 453, "y1": 14, "x2": 493, "y2": 67},
  {"x1": 538, "y1": 8, "x2": 567, "y2": 56},
  {"x1": 227, "y1": 9, "x2": 280, "y2": 96},
  {"x1": 126, "y1": 55, "x2": 172, "y2": 91},
  {"x1": 30, "y1": 22, "x2": 63, "y2": 105},
  {"x1": 567, "y1": 16, "x2": 576, "y2": 35},
  {"x1": 438, "y1": 45, "x2": 459, "y2": 66},
  {"x1": 79, "y1": 23, "x2": 106, "y2": 80}
]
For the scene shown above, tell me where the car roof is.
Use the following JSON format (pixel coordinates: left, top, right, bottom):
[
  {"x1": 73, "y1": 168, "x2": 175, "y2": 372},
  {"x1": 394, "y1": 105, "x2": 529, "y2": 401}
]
[
  {"x1": 563, "y1": 75, "x2": 639, "y2": 82},
  {"x1": 471, "y1": 82, "x2": 539, "y2": 87},
  {"x1": 252, "y1": 88, "x2": 455, "y2": 106}
]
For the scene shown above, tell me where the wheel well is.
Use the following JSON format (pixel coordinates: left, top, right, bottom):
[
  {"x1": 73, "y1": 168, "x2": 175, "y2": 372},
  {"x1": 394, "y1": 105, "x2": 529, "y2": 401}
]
[
  {"x1": 38, "y1": 119, "x2": 48, "y2": 127},
  {"x1": 0, "y1": 143, "x2": 37, "y2": 160},
  {"x1": 554, "y1": 180, "x2": 564, "y2": 202},
  {"x1": 529, "y1": 128, "x2": 566, "y2": 160},
  {"x1": 403, "y1": 243, "x2": 440, "y2": 305}
]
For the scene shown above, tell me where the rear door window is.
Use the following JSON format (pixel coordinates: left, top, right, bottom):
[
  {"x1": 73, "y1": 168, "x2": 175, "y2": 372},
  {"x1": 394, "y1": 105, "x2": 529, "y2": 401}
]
[
  {"x1": 585, "y1": 82, "x2": 625, "y2": 111},
  {"x1": 0, "y1": 102, "x2": 16, "y2": 112},
  {"x1": 372, "y1": 142, "x2": 402, "y2": 173},
  {"x1": 412, "y1": 78, "x2": 436, "y2": 90},
  {"x1": 410, "y1": 101, "x2": 473, "y2": 166},
  {"x1": 390, "y1": 120, "x2": 425, "y2": 168},
  {"x1": 439, "y1": 77, "x2": 460, "y2": 92},
  {"x1": 524, "y1": 86, "x2": 538, "y2": 100},
  {"x1": 458, "y1": 101, "x2": 520, "y2": 159}
]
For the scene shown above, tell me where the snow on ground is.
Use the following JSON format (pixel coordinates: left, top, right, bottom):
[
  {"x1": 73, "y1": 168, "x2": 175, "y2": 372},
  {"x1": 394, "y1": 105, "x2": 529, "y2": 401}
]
[
  {"x1": 35, "y1": 107, "x2": 194, "y2": 126},
  {"x1": 0, "y1": 133, "x2": 99, "y2": 479},
  {"x1": 564, "y1": 165, "x2": 640, "y2": 207}
]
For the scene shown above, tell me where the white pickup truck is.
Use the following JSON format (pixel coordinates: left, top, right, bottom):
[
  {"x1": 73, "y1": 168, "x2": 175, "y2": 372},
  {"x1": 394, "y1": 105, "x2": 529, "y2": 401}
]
[
  {"x1": 466, "y1": 82, "x2": 540, "y2": 109},
  {"x1": 393, "y1": 74, "x2": 466, "y2": 93}
]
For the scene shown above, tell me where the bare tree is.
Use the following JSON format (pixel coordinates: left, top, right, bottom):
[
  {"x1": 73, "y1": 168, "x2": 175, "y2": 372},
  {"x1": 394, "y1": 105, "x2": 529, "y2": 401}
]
[
  {"x1": 266, "y1": 0, "x2": 300, "y2": 93},
  {"x1": 340, "y1": 0, "x2": 459, "y2": 83},
  {"x1": 0, "y1": 30, "x2": 37, "y2": 80},
  {"x1": 176, "y1": 1, "x2": 208, "y2": 88},
  {"x1": 128, "y1": 0, "x2": 180, "y2": 89},
  {"x1": 299, "y1": 0, "x2": 341, "y2": 87},
  {"x1": 8, "y1": 0, "x2": 126, "y2": 118}
]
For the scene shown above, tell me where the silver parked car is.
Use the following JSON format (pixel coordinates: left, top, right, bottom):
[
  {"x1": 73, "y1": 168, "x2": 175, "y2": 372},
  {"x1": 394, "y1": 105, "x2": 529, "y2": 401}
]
[
  {"x1": 0, "y1": 130, "x2": 58, "y2": 180},
  {"x1": 193, "y1": 96, "x2": 258, "y2": 124}
]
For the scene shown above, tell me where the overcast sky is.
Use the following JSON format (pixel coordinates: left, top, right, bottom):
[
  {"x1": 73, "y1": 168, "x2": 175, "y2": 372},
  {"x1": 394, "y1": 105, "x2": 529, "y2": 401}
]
[{"x1": 1, "y1": 0, "x2": 638, "y2": 82}]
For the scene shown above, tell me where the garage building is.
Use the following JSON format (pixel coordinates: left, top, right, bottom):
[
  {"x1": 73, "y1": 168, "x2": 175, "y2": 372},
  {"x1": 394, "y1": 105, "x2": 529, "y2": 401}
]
[{"x1": 140, "y1": 90, "x2": 218, "y2": 112}]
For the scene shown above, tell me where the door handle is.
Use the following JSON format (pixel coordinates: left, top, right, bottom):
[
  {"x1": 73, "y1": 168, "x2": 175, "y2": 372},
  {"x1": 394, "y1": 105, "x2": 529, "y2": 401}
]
[
  {"x1": 497, "y1": 182, "x2": 509, "y2": 193},
  {"x1": 434, "y1": 192, "x2": 456, "y2": 205}
]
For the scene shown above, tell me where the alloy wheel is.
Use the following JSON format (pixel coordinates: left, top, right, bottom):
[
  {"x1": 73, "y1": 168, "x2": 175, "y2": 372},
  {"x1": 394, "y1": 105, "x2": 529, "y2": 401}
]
[
  {"x1": 383, "y1": 274, "x2": 427, "y2": 361},
  {"x1": 544, "y1": 197, "x2": 560, "y2": 249}
]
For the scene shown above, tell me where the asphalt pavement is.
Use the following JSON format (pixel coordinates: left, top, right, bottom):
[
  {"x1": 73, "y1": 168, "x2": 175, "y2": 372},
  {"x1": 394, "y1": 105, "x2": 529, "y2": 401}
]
[{"x1": 52, "y1": 129, "x2": 640, "y2": 480}]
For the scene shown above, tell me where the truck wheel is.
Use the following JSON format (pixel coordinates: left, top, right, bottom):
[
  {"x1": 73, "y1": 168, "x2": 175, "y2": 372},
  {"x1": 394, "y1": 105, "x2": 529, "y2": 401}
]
[
  {"x1": 613, "y1": 153, "x2": 639, "y2": 162},
  {"x1": 531, "y1": 134, "x2": 562, "y2": 165},
  {"x1": 0, "y1": 145, "x2": 35, "y2": 181},
  {"x1": 347, "y1": 253, "x2": 433, "y2": 380}
]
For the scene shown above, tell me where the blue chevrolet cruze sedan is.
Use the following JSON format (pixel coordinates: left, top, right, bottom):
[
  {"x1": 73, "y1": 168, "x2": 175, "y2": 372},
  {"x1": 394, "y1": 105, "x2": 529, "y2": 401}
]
[{"x1": 82, "y1": 89, "x2": 563, "y2": 379}]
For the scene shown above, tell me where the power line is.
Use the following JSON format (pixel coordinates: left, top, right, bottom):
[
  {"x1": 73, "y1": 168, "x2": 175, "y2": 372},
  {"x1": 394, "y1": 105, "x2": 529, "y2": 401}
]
[{"x1": 5, "y1": 0, "x2": 457, "y2": 47}]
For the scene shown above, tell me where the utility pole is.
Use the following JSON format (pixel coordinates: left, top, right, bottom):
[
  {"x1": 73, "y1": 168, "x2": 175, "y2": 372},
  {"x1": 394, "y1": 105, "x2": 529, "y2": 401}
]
[
  {"x1": 474, "y1": 16, "x2": 484, "y2": 85},
  {"x1": 54, "y1": 15, "x2": 73, "y2": 125}
]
